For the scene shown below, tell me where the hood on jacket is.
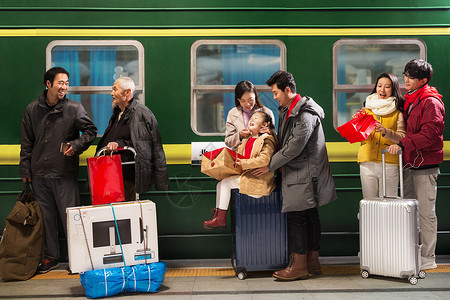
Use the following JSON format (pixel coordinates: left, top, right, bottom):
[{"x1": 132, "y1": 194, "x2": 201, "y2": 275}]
[
  {"x1": 414, "y1": 84, "x2": 443, "y2": 102},
  {"x1": 292, "y1": 96, "x2": 325, "y2": 120}
]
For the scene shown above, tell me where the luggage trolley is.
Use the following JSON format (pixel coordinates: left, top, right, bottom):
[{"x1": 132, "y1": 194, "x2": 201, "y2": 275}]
[{"x1": 88, "y1": 146, "x2": 138, "y2": 205}]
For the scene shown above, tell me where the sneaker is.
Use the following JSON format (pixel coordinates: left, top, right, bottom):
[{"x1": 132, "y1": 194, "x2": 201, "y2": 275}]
[
  {"x1": 37, "y1": 258, "x2": 60, "y2": 273},
  {"x1": 421, "y1": 256, "x2": 437, "y2": 270},
  {"x1": 421, "y1": 261, "x2": 437, "y2": 270}
]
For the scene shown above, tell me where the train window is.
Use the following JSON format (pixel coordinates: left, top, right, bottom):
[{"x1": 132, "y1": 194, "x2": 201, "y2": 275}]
[
  {"x1": 46, "y1": 40, "x2": 144, "y2": 135},
  {"x1": 332, "y1": 39, "x2": 426, "y2": 128},
  {"x1": 191, "y1": 40, "x2": 286, "y2": 135}
]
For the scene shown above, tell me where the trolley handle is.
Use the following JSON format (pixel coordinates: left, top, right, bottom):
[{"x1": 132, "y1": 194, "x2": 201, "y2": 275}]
[
  {"x1": 381, "y1": 148, "x2": 403, "y2": 199},
  {"x1": 95, "y1": 146, "x2": 137, "y2": 162}
]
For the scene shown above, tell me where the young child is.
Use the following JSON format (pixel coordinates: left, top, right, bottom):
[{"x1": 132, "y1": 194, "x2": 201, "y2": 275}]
[{"x1": 203, "y1": 111, "x2": 277, "y2": 229}]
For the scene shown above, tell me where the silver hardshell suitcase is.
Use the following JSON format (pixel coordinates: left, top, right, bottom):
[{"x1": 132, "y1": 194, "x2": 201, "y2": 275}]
[{"x1": 359, "y1": 149, "x2": 425, "y2": 285}]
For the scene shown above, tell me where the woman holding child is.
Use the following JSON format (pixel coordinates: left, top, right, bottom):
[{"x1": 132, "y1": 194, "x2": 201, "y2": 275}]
[{"x1": 225, "y1": 80, "x2": 275, "y2": 149}]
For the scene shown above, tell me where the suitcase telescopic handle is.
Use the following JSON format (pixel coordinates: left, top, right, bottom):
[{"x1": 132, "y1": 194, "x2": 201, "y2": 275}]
[{"x1": 381, "y1": 148, "x2": 403, "y2": 199}]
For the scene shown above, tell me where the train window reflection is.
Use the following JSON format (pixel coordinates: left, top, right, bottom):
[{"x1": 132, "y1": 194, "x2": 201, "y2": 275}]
[
  {"x1": 46, "y1": 40, "x2": 144, "y2": 135},
  {"x1": 332, "y1": 39, "x2": 426, "y2": 129},
  {"x1": 195, "y1": 91, "x2": 279, "y2": 134},
  {"x1": 191, "y1": 40, "x2": 286, "y2": 136}
]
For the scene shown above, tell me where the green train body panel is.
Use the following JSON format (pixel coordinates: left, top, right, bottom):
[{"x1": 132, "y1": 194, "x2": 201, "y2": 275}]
[{"x1": 0, "y1": 1, "x2": 449, "y2": 259}]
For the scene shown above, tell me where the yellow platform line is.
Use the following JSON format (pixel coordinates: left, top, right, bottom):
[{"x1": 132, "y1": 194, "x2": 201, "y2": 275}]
[
  {"x1": 166, "y1": 267, "x2": 236, "y2": 277},
  {"x1": 31, "y1": 271, "x2": 79, "y2": 280},
  {"x1": 29, "y1": 264, "x2": 450, "y2": 280}
]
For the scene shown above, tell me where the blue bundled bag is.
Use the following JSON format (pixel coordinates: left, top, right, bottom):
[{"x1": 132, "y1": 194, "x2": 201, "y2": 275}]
[{"x1": 80, "y1": 262, "x2": 167, "y2": 299}]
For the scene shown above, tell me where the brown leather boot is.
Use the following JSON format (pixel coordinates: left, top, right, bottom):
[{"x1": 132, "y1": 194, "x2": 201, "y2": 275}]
[
  {"x1": 203, "y1": 209, "x2": 227, "y2": 229},
  {"x1": 273, "y1": 253, "x2": 309, "y2": 281},
  {"x1": 307, "y1": 250, "x2": 322, "y2": 275}
]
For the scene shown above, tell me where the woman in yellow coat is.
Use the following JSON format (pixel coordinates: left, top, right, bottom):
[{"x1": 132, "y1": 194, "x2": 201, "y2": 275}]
[
  {"x1": 203, "y1": 111, "x2": 277, "y2": 229},
  {"x1": 358, "y1": 73, "x2": 406, "y2": 198}
]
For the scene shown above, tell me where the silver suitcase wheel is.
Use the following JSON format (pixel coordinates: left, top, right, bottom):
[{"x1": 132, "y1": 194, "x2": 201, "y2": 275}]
[
  {"x1": 418, "y1": 270, "x2": 426, "y2": 279},
  {"x1": 361, "y1": 270, "x2": 369, "y2": 279},
  {"x1": 409, "y1": 277, "x2": 418, "y2": 285}
]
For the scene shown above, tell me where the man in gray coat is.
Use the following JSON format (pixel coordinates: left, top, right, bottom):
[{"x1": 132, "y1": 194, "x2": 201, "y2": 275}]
[{"x1": 253, "y1": 71, "x2": 337, "y2": 281}]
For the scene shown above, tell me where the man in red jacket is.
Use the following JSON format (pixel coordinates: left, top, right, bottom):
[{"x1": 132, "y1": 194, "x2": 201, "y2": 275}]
[{"x1": 388, "y1": 59, "x2": 445, "y2": 270}]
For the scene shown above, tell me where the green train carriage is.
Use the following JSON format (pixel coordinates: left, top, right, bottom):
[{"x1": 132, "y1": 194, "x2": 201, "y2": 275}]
[{"x1": 0, "y1": 0, "x2": 449, "y2": 260}]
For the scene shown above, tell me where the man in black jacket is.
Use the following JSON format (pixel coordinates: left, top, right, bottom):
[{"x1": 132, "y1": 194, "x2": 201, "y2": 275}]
[
  {"x1": 20, "y1": 67, "x2": 97, "y2": 273},
  {"x1": 97, "y1": 77, "x2": 169, "y2": 200}
]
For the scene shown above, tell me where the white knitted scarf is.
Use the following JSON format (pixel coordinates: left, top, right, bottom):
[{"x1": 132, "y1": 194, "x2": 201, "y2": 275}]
[{"x1": 365, "y1": 93, "x2": 397, "y2": 116}]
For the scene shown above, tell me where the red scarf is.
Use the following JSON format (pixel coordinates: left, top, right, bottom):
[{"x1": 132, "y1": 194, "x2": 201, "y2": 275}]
[
  {"x1": 279, "y1": 94, "x2": 301, "y2": 174},
  {"x1": 244, "y1": 137, "x2": 256, "y2": 159},
  {"x1": 285, "y1": 94, "x2": 301, "y2": 122},
  {"x1": 404, "y1": 84, "x2": 443, "y2": 114}
]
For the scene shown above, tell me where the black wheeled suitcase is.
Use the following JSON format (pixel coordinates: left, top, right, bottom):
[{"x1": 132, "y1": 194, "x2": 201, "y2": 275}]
[
  {"x1": 230, "y1": 189, "x2": 288, "y2": 280},
  {"x1": 359, "y1": 149, "x2": 425, "y2": 285}
]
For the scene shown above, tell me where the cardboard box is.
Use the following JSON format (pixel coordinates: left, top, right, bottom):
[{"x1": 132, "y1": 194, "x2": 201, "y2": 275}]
[{"x1": 67, "y1": 200, "x2": 158, "y2": 273}]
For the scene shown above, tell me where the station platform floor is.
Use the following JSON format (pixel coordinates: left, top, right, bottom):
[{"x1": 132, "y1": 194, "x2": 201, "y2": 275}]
[{"x1": 1, "y1": 256, "x2": 450, "y2": 299}]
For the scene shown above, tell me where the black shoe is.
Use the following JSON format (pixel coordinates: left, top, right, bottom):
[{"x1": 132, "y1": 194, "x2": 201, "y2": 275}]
[{"x1": 38, "y1": 258, "x2": 60, "y2": 274}]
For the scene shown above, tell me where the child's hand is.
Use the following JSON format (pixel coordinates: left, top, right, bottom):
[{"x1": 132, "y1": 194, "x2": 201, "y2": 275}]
[{"x1": 235, "y1": 158, "x2": 242, "y2": 166}]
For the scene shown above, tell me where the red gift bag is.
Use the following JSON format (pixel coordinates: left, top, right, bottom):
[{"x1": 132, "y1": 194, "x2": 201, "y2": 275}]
[
  {"x1": 337, "y1": 111, "x2": 379, "y2": 144},
  {"x1": 87, "y1": 154, "x2": 125, "y2": 205}
]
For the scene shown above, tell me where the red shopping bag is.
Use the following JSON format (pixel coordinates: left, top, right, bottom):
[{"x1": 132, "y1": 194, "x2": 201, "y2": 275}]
[
  {"x1": 337, "y1": 111, "x2": 379, "y2": 144},
  {"x1": 201, "y1": 147, "x2": 245, "y2": 181},
  {"x1": 87, "y1": 154, "x2": 125, "y2": 205}
]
